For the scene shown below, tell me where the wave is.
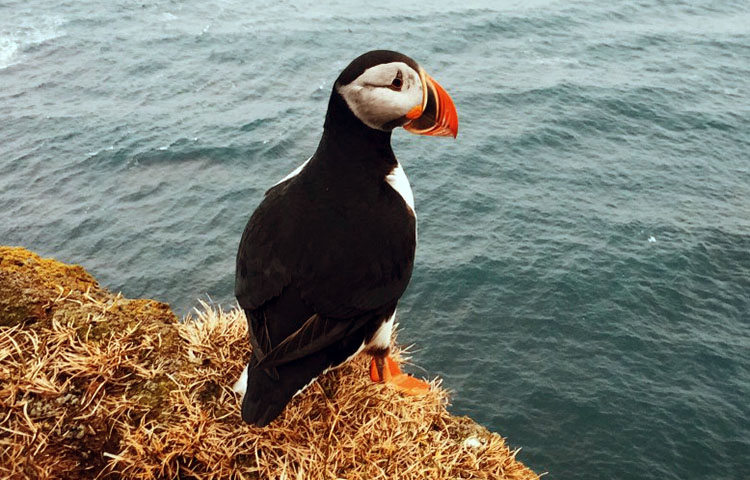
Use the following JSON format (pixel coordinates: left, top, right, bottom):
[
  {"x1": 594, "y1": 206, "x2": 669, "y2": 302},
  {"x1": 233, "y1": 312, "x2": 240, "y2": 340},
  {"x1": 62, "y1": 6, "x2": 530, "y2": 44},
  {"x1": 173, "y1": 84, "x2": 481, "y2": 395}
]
[
  {"x1": 0, "y1": 34, "x2": 19, "y2": 69},
  {"x1": 0, "y1": 16, "x2": 65, "y2": 70}
]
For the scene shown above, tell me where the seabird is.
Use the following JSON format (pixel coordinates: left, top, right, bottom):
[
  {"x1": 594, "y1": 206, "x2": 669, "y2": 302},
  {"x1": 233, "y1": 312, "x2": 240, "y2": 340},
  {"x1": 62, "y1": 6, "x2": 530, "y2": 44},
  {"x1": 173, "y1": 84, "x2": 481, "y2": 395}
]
[{"x1": 234, "y1": 50, "x2": 458, "y2": 427}]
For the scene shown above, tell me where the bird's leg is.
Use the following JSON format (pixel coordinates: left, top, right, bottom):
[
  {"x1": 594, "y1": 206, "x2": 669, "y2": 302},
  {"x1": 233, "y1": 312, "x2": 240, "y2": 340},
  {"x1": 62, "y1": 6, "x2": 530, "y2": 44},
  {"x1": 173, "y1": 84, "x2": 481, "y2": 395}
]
[
  {"x1": 369, "y1": 352, "x2": 430, "y2": 395},
  {"x1": 370, "y1": 355, "x2": 387, "y2": 382}
]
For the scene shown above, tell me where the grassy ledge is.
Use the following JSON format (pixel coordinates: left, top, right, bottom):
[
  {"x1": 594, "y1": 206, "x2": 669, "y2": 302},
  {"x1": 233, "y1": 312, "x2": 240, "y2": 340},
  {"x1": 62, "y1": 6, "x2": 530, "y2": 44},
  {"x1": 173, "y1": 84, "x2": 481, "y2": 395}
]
[{"x1": 0, "y1": 246, "x2": 539, "y2": 479}]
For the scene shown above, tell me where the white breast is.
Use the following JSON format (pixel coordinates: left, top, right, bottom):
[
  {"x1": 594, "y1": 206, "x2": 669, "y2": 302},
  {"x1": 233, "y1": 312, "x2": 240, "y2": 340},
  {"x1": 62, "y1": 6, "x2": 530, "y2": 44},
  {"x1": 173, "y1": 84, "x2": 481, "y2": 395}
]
[
  {"x1": 273, "y1": 157, "x2": 311, "y2": 187},
  {"x1": 385, "y1": 162, "x2": 415, "y2": 213}
]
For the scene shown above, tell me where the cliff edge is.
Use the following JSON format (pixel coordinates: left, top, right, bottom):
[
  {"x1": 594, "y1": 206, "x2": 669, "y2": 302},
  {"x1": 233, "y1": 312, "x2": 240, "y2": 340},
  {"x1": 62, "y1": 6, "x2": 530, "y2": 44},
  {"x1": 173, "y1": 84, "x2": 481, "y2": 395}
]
[{"x1": 0, "y1": 246, "x2": 538, "y2": 479}]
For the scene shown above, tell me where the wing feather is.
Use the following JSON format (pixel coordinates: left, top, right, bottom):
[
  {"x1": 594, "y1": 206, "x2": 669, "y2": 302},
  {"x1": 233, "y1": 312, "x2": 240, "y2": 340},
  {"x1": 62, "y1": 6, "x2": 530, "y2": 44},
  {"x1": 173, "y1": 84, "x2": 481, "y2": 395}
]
[
  {"x1": 235, "y1": 161, "x2": 416, "y2": 364},
  {"x1": 256, "y1": 313, "x2": 373, "y2": 369}
]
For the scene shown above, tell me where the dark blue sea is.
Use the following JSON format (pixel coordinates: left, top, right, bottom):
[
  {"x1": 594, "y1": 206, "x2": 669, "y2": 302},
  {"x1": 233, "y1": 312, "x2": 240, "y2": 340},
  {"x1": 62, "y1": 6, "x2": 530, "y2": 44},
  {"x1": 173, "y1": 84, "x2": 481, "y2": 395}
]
[{"x1": 2, "y1": 1, "x2": 748, "y2": 478}]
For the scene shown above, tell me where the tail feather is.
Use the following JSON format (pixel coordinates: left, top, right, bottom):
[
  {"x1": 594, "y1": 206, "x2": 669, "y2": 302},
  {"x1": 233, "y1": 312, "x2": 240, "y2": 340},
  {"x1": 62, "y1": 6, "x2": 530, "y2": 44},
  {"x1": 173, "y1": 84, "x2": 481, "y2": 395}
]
[
  {"x1": 240, "y1": 352, "x2": 330, "y2": 426},
  {"x1": 238, "y1": 306, "x2": 384, "y2": 426}
]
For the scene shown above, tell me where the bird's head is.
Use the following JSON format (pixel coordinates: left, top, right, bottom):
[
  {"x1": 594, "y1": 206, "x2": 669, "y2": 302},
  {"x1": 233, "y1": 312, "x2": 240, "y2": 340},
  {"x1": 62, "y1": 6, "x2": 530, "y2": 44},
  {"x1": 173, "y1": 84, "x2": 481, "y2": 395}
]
[{"x1": 333, "y1": 50, "x2": 458, "y2": 138}]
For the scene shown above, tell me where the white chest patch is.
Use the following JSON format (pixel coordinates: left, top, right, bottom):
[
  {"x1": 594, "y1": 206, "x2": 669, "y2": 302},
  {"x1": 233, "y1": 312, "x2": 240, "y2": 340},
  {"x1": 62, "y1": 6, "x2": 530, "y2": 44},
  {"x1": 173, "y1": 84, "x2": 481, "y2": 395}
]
[
  {"x1": 273, "y1": 157, "x2": 311, "y2": 187},
  {"x1": 385, "y1": 162, "x2": 415, "y2": 213}
]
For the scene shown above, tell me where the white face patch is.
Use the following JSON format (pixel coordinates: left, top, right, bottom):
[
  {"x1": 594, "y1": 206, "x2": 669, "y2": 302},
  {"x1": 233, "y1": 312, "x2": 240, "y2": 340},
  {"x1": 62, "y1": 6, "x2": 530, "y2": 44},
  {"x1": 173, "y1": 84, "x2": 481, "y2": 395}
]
[{"x1": 336, "y1": 62, "x2": 423, "y2": 131}]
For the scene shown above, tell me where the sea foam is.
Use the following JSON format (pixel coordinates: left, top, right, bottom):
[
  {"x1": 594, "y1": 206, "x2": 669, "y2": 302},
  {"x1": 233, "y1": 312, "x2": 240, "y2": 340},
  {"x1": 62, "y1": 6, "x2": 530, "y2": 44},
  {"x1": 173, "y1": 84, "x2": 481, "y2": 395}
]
[{"x1": 0, "y1": 16, "x2": 64, "y2": 69}]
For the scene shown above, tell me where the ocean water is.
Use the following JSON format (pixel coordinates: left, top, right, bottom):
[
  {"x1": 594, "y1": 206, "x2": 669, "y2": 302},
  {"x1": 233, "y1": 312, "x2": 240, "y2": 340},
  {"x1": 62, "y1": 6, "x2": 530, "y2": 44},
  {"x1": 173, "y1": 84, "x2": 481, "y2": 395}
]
[{"x1": 1, "y1": 0, "x2": 748, "y2": 478}]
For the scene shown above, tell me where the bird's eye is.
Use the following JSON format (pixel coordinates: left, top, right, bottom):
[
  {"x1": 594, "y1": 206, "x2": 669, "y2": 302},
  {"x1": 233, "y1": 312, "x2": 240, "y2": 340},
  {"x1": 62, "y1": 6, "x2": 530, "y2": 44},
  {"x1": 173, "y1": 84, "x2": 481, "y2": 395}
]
[{"x1": 389, "y1": 71, "x2": 403, "y2": 91}]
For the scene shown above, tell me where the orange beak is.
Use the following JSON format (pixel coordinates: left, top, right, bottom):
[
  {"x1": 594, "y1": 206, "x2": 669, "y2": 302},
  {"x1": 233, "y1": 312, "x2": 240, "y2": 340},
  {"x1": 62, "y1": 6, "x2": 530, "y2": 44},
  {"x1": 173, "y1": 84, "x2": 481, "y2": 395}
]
[{"x1": 403, "y1": 69, "x2": 458, "y2": 138}]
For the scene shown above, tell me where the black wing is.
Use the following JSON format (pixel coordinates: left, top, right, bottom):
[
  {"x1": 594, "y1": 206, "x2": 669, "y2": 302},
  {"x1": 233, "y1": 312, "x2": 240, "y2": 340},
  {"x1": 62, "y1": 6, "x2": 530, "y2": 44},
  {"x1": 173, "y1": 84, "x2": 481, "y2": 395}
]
[
  {"x1": 235, "y1": 168, "x2": 415, "y2": 366},
  {"x1": 235, "y1": 180, "x2": 296, "y2": 313}
]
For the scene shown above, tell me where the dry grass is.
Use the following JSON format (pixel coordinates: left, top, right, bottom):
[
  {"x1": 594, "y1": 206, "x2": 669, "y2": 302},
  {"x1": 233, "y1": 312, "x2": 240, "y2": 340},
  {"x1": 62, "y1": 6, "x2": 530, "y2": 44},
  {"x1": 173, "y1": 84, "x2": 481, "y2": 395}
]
[{"x1": 0, "y1": 246, "x2": 539, "y2": 479}]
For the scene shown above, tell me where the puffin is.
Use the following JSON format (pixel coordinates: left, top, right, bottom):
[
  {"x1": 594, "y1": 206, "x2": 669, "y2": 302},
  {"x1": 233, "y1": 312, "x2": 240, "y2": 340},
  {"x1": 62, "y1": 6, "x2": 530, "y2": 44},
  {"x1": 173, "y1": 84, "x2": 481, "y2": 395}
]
[{"x1": 233, "y1": 50, "x2": 458, "y2": 427}]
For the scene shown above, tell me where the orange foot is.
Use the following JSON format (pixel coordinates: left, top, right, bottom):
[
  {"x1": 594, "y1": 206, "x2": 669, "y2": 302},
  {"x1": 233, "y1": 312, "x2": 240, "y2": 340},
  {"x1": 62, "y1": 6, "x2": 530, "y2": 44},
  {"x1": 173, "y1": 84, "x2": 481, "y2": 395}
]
[{"x1": 369, "y1": 354, "x2": 430, "y2": 395}]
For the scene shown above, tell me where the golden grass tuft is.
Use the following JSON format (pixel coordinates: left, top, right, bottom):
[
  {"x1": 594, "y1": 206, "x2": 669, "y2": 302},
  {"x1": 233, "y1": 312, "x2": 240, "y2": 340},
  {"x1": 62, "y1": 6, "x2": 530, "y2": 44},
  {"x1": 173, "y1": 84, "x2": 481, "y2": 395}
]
[{"x1": 0, "y1": 246, "x2": 539, "y2": 479}]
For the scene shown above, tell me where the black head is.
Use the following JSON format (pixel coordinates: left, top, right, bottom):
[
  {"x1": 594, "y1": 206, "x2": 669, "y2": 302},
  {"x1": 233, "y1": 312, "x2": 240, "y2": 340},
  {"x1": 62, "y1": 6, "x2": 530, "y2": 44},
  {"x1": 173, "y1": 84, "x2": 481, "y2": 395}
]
[{"x1": 335, "y1": 50, "x2": 420, "y2": 87}]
